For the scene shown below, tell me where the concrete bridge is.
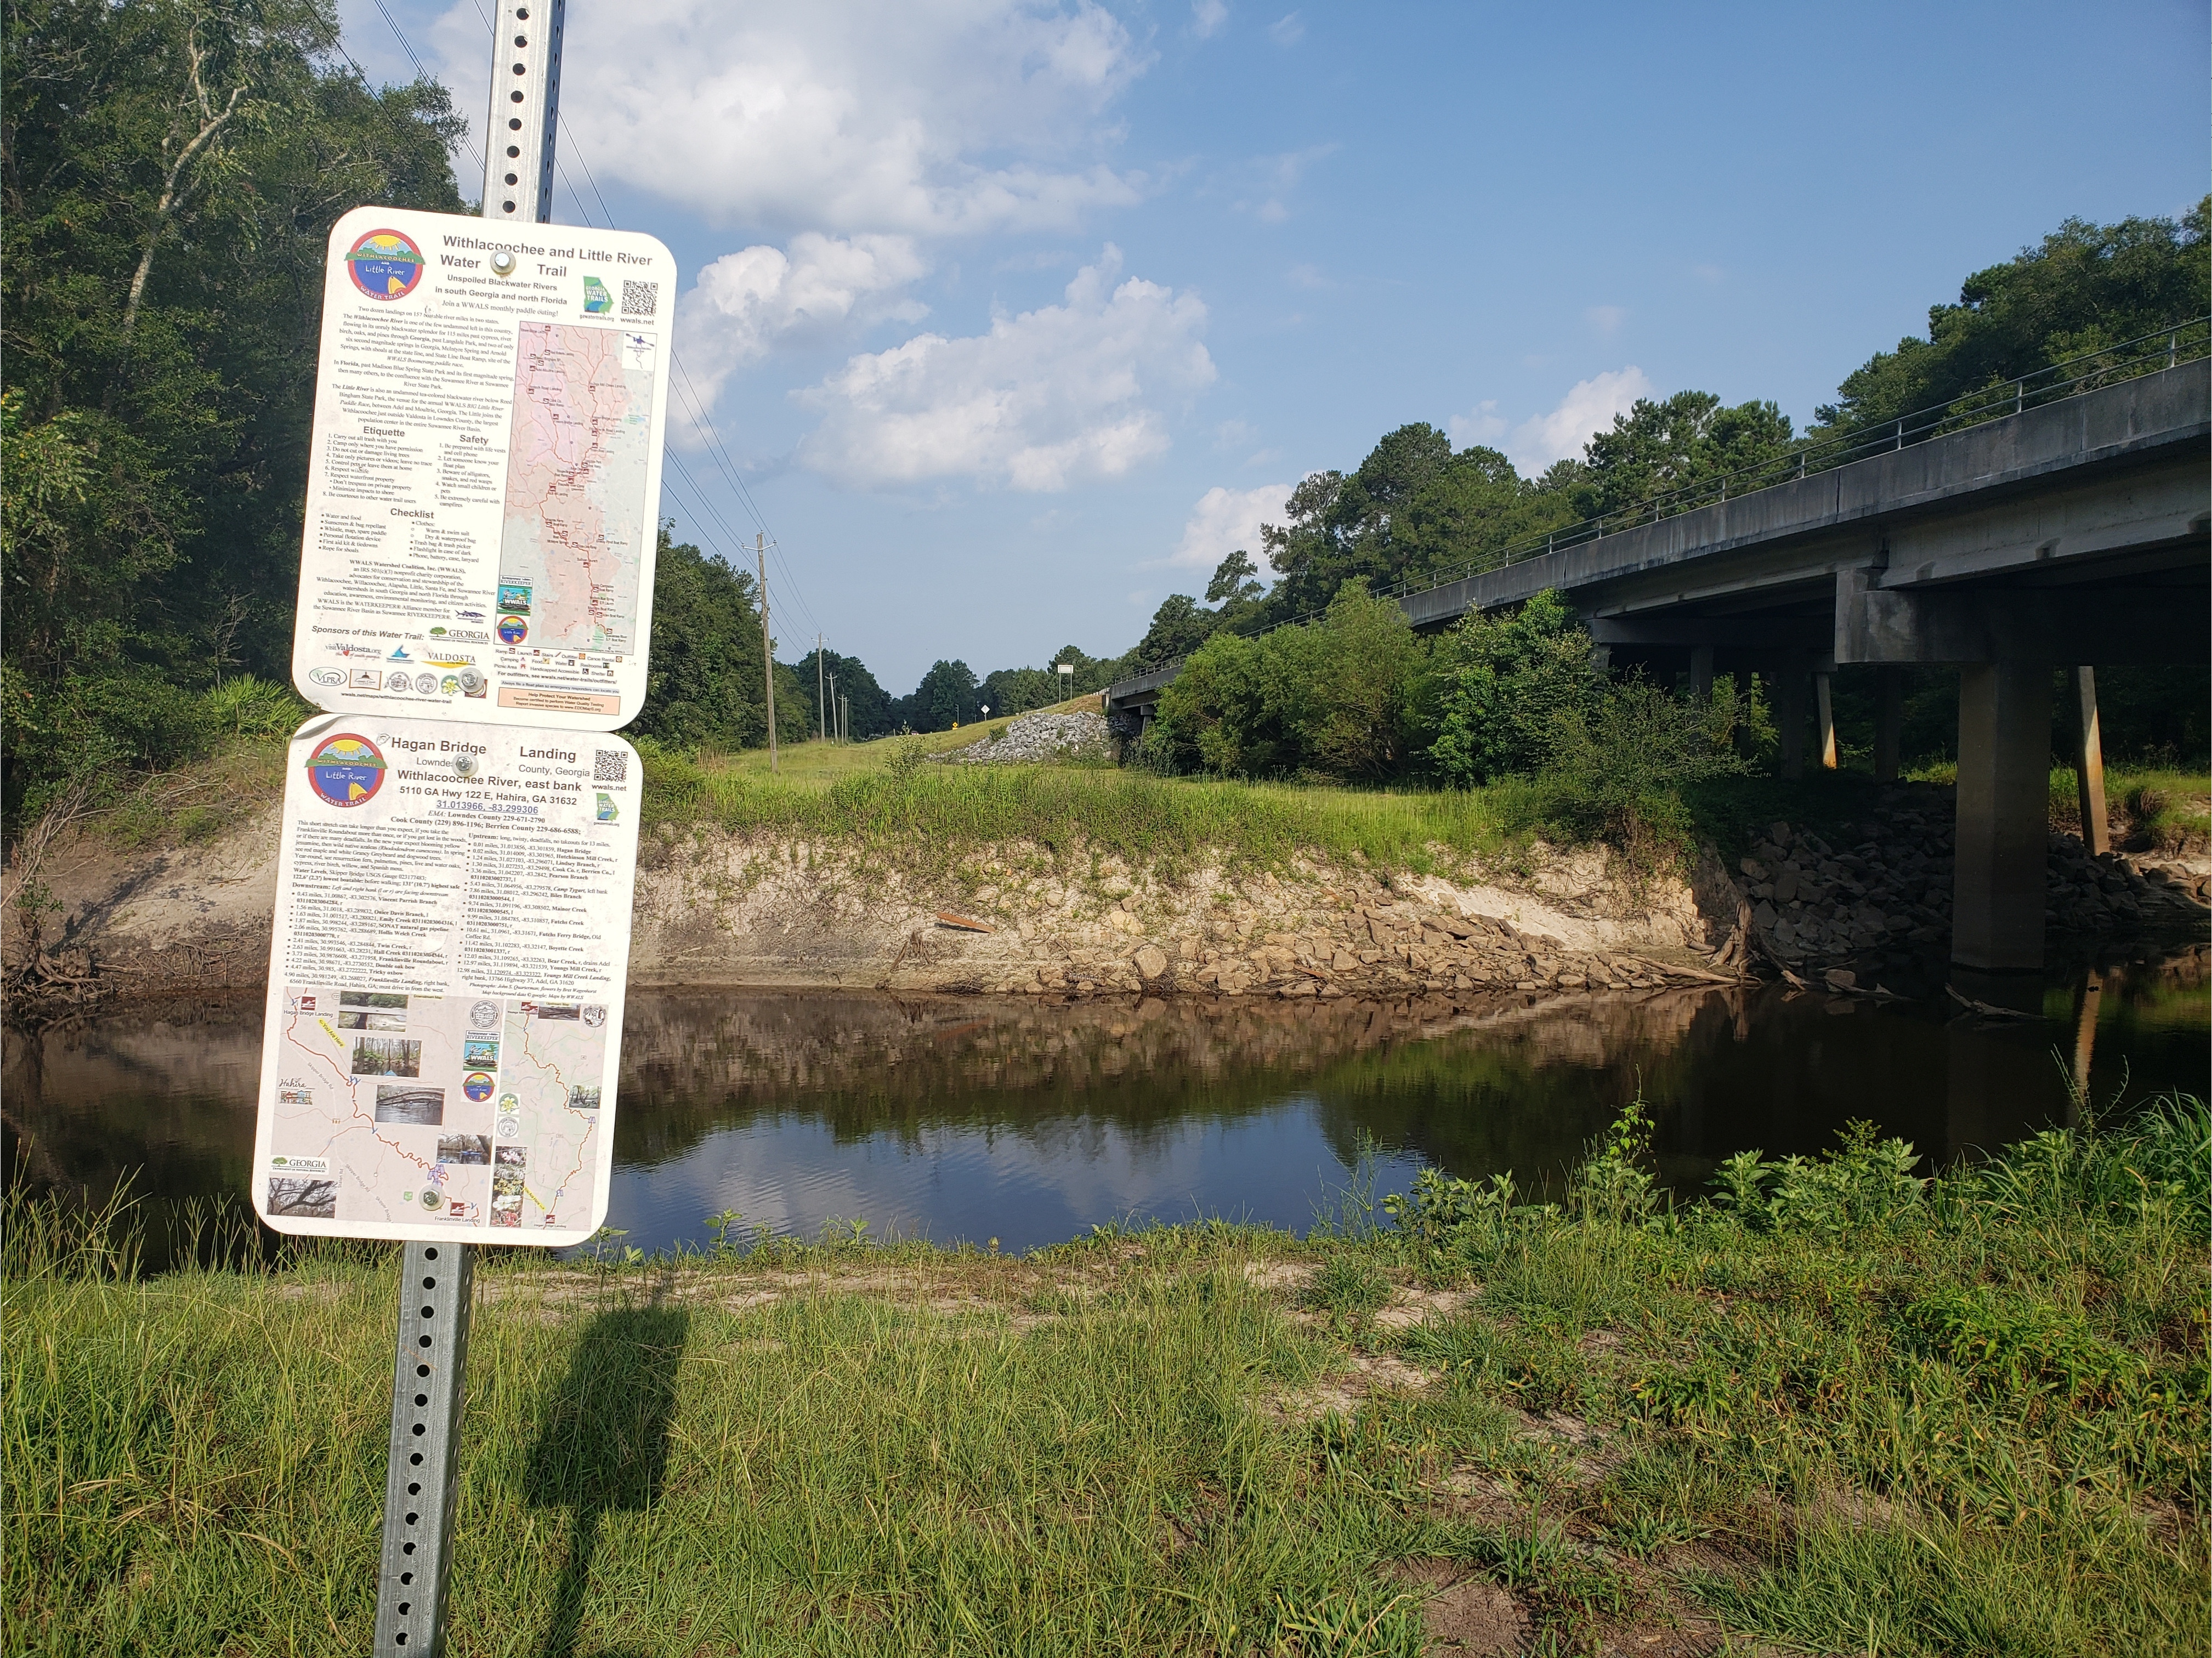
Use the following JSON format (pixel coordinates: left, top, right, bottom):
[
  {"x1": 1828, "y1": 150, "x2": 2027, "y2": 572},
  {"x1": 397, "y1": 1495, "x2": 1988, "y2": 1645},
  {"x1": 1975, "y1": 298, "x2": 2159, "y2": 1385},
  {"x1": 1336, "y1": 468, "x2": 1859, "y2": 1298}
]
[{"x1": 1106, "y1": 361, "x2": 2210, "y2": 1002}]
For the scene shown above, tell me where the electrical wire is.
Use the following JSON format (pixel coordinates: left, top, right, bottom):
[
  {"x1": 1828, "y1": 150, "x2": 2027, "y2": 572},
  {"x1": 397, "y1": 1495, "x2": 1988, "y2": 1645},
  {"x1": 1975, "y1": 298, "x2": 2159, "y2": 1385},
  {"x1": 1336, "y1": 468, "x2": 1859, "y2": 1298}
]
[
  {"x1": 367, "y1": 0, "x2": 484, "y2": 176},
  {"x1": 384, "y1": 0, "x2": 833, "y2": 654}
]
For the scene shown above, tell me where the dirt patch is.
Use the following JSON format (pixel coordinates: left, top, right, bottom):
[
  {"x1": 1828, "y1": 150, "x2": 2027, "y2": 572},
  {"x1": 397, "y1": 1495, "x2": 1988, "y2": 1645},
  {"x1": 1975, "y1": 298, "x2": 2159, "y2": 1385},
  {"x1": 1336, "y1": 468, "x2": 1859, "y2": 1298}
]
[
  {"x1": 1374, "y1": 1286, "x2": 1472, "y2": 1330},
  {"x1": 1241, "y1": 1260, "x2": 1319, "y2": 1293},
  {"x1": 1392, "y1": 1560, "x2": 1527, "y2": 1656},
  {"x1": 1272, "y1": 1351, "x2": 1439, "y2": 1423}
]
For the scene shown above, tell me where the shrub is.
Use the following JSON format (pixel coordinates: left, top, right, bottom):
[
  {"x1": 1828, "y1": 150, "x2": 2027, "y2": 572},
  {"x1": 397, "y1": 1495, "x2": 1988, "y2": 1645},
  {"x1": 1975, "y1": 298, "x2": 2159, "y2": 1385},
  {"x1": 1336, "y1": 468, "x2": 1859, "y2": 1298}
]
[
  {"x1": 1427, "y1": 590, "x2": 1600, "y2": 786},
  {"x1": 1148, "y1": 581, "x2": 1431, "y2": 782},
  {"x1": 1539, "y1": 674, "x2": 1751, "y2": 864}
]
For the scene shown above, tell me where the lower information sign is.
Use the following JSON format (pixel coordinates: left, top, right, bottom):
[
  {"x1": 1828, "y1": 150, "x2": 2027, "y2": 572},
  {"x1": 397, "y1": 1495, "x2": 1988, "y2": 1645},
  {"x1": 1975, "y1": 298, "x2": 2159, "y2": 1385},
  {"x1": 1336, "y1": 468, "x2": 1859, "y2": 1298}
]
[{"x1": 252, "y1": 713, "x2": 639, "y2": 1245}]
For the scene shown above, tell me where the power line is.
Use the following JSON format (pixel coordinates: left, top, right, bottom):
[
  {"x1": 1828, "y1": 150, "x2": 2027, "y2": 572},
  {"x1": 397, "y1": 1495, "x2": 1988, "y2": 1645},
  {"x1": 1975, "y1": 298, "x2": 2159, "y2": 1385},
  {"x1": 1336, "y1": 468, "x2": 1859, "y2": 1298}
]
[
  {"x1": 403, "y1": 0, "x2": 835, "y2": 663},
  {"x1": 366, "y1": 0, "x2": 484, "y2": 175}
]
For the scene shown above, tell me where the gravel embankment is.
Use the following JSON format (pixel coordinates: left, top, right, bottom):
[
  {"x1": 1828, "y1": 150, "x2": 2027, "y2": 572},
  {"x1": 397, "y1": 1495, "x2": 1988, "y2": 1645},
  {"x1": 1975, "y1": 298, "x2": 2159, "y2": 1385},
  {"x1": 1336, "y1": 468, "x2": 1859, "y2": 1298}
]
[
  {"x1": 940, "y1": 709, "x2": 1111, "y2": 764},
  {"x1": 1743, "y1": 798, "x2": 2206, "y2": 972}
]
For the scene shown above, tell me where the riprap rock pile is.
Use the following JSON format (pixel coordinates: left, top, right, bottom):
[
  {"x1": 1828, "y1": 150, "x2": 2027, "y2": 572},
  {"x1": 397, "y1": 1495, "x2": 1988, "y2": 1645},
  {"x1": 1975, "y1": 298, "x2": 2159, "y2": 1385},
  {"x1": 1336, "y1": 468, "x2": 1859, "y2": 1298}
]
[{"x1": 941, "y1": 709, "x2": 1111, "y2": 764}]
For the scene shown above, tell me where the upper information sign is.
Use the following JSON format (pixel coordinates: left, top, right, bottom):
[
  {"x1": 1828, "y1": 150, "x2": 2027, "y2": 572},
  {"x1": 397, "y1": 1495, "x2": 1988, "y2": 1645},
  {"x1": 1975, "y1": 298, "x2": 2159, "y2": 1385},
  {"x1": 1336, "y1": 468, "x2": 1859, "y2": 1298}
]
[{"x1": 291, "y1": 206, "x2": 676, "y2": 731}]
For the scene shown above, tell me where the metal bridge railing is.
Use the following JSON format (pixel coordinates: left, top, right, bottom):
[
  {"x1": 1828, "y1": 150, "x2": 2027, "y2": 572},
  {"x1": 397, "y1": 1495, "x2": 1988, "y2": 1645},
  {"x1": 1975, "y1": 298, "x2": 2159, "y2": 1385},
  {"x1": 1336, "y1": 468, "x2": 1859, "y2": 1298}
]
[{"x1": 1109, "y1": 317, "x2": 2210, "y2": 699}]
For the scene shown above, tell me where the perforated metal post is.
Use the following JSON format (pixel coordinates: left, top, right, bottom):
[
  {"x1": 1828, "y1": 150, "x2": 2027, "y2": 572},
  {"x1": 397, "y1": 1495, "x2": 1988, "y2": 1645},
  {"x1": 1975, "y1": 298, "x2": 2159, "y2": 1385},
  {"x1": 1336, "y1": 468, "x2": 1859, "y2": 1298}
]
[
  {"x1": 368, "y1": 13, "x2": 566, "y2": 1652},
  {"x1": 372, "y1": 1241, "x2": 477, "y2": 1654},
  {"x1": 480, "y1": 0, "x2": 566, "y2": 223}
]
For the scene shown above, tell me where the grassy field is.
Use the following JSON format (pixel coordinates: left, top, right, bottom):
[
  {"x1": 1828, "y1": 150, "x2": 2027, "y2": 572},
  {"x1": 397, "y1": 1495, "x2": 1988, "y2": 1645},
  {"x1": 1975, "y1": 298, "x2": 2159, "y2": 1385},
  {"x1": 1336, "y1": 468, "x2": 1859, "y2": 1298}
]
[{"x1": 8, "y1": 1100, "x2": 2206, "y2": 1656}]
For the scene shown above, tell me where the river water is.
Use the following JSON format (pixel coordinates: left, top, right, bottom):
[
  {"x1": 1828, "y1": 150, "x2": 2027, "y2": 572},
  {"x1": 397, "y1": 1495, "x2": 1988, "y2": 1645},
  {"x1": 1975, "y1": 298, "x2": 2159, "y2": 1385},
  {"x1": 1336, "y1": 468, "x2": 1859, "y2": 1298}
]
[{"x1": 6, "y1": 949, "x2": 2205, "y2": 1264}]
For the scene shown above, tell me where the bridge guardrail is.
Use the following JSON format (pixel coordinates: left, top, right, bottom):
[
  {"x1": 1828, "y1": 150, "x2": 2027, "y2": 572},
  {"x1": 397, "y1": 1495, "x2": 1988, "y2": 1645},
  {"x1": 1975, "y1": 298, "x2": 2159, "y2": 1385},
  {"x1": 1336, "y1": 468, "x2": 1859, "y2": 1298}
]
[{"x1": 1108, "y1": 319, "x2": 2210, "y2": 703}]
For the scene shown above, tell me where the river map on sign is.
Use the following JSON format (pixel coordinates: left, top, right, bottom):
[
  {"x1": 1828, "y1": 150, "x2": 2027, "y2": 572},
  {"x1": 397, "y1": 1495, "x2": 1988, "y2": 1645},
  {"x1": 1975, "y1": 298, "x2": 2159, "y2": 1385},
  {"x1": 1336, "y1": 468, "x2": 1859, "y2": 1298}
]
[
  {"x1": 264, "y1": 988, "x2": 606, "y2": 1233},
  {"x1": 491, "y1": 1000, "x2": 609, "y2": 1232},
  {"x1": 497, "y1": 322, "x2": 656, "y2": 654}
]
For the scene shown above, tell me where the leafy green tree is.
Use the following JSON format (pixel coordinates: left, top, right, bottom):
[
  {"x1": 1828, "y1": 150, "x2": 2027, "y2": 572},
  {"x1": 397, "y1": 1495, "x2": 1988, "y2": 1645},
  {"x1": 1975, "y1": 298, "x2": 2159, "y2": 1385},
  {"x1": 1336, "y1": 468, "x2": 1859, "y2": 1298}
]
[
  {"x1": 1205, "y1": 549, "x2": 1265, "y2": 616},
  {"x1": 1540, "y1": 675, "x2": 1753, "y2": 863},
  {"x1": 1131, "y1": 593, "x2": 1217, "y2": 670},
  {"x1": 636, "y1": 528, "x2": 805, "y2": 749},
  {"x1": 899, "y1": 659, "x2": 979, "y2": 731},
  {"x1": 1428, "y1": 590, "x2": 1600, "y2": 787},
  {"x1": 2, "y1": 0, "x2": 465, "y2": 819},
  {"x1": 1567, "y1": 392, "x2": 1795, "y2": 521},
  {"x1": 1260, "y1": 425, "x2": 1574, "y2": 620},
  {"x1": 1149, "y1": 581, "x2": 1431, "y2": 782},
  {"x1": 801, "y1": 646, "x2": 892, "y2": 740},
  {"x1": 1811, "y1": 202, "x2": 2211, "y2": 438}
]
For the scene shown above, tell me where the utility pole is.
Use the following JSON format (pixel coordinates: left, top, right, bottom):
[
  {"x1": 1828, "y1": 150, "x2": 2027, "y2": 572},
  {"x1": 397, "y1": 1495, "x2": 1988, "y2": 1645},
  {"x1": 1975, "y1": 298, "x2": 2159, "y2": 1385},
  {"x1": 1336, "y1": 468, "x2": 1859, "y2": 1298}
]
[
  {"x1": 373, "y1": 8, "x2": 568, "y2": 1656},
  {"x1": 758, "y1": 533, "x2": 776, "y2": 772},
  {"x1": 816, "y1": 634, "x2": 826, "y2": 743}
]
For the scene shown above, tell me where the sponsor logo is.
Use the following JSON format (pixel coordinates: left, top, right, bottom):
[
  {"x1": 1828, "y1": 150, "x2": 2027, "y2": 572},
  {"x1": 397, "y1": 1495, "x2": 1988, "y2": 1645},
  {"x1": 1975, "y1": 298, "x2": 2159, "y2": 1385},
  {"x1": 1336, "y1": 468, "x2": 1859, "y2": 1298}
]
[
  {"x1": 469, "y1": 1001, "x2": 501, "y2": 1029},
  {"x1": 347, "y1": 668, "x2": 382, "y2": 691},
  {"x1": 305, "y1": 734, "x2": 385, "y2": 807},
  {"x1": 462, "y1": 1072, "x2": 496, "y2": 1102},
  {"x1": 497, "y1": 616, "x2": 528, "y2": 645},
  {"x1": 582, "y1": 275, "x2": 612, "y2": 314},
  {"x1": 458, "y1": 667, "x2": 487, "y2": 697},
  {"x1": 456, "y1": 609, "x2": 488, "y2": 622},
  {"x1": 496, "y1": 583, "x2": 531, "y2": 614},
  {"x1": 441, "y1": 675, "x2": 461, "y2": 695},
  {"x1": 345, "y1": 229, "x2": 424, "y2": 300},
  {"x1": 270, "y1": 1155, "x2": 329, "y2": 1173},
  {"x1": 387, "y1": 646, "x2": 412, "y2": 661},
  {"x1": 413, "y1": 672, "x2": 439, "y2": 695},
  {"x1": 308, "y1": 667, "x2": 345, "y2": 688},
  {"x1": 384, "y1": 669, "x2": 412, "y2": 691}
]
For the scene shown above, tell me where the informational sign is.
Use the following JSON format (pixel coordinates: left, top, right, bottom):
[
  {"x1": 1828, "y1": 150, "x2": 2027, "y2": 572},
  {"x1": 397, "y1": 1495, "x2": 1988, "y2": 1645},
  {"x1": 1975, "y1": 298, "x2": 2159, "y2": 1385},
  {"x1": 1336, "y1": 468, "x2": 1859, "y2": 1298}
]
[
  {"x1": 291, "y1": 206, "x2": 676, "y2": 731},
  {"x1": 251, "y1": 714, "x2": 640, "y2": 1245}
]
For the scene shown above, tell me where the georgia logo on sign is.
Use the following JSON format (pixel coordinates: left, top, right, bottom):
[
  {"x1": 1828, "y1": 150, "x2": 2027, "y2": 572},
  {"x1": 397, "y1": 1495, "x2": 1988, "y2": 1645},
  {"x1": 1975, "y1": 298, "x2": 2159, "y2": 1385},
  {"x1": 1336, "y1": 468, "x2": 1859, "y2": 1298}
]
[{"x1": 305, "y1": 734, "x2": 386, "y2": 807}]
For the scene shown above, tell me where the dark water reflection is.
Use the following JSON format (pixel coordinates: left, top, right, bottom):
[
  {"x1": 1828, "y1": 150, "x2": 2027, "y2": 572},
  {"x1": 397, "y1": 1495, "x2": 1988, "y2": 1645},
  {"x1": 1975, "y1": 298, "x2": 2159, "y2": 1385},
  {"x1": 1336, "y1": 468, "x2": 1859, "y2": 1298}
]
[{"x1": 7, "y1": 947, "x2": 2205, "y2": 1262}]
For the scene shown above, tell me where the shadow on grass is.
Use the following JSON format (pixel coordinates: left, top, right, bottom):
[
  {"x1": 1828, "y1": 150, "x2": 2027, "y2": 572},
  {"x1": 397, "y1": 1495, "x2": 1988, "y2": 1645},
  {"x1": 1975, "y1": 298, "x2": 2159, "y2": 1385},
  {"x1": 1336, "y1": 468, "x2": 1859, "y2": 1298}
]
[{"x1": 524, "y1": 1303, "x2": 691, "y2": 1658}]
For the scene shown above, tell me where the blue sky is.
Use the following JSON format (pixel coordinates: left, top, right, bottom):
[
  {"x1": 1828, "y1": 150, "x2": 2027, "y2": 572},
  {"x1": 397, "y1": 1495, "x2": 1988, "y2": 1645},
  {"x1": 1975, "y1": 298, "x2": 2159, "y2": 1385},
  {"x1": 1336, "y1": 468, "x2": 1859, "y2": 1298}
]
[{"x1": 339, "y1": 1, "x2": 2209, "y2": 694}]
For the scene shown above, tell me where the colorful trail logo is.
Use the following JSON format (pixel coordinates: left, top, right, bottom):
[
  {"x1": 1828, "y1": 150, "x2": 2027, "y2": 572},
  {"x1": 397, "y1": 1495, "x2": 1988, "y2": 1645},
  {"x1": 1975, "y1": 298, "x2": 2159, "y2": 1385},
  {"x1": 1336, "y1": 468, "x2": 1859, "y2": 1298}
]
[
  {"x1": 582, "y1": 276, "x2": 612, "y2": 314},
  {"x1": 346, "y1": 230, "x2": 424, "y2": 300},
  {"x1": 462, "y1": 1072, "x2": 496, "y2": 1102},
  {"x1": 305, "y1": 734, "x2": 386, "y2": 807},
  {"x1": 497, "y1": 615, "x2": 528, "y2": 645}
]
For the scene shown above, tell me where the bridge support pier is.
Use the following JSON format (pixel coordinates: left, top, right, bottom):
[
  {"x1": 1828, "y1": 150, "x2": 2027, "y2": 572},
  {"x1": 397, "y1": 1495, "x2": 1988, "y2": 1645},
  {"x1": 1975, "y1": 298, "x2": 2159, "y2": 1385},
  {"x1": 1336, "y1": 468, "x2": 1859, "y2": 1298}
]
[
  {"x1": 1774, "y1": 661, "x2": 1806, "y2": 779},
  {"x1": 1814, "y1": 672, "x2": 1839, "y2": 770},
  {"x1": 1951, "y1": 661, "x2": 2052, "y2": 1010},
  {"x1": 1689, "y1": 646, "x2": 1714, "y2": 705},
  {"x1": 2070, "y1": 667, "x2": 2110, "y2": 856},
  {"x1": 1874, "y1": 668, "x2": 1903, "y2": 782}
]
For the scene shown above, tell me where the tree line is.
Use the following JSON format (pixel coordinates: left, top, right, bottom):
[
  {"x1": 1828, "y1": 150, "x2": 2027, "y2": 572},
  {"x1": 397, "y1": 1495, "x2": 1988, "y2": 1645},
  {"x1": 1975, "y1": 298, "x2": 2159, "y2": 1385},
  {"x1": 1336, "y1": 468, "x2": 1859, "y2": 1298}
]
[{"x1": 1, "y1": 0, "x2": 2200, "y2": 830}]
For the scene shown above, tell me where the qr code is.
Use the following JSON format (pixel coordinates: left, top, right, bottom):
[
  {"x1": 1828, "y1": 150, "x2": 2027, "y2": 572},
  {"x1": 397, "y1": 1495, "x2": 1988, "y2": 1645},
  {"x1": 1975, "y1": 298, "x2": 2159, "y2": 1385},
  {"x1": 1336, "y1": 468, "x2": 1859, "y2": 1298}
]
[
  {"x1": 593, "y1": 749, "x2": 627, "y2": 783},
  {"x1": 620, "y1": 280, "x2": 659, "y2": 317}
]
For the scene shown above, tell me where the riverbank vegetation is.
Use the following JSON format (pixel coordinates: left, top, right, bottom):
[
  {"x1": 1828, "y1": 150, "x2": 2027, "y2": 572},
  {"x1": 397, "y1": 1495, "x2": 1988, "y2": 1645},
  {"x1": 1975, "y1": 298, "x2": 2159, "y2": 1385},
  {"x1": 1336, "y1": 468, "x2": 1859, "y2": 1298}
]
[
  {"x1": 7, "y1": 10, "x2": 2203, "y2": 843},
  {"x1": 8, "y1": 1096, "x2": 2205, "y2": 1655}
]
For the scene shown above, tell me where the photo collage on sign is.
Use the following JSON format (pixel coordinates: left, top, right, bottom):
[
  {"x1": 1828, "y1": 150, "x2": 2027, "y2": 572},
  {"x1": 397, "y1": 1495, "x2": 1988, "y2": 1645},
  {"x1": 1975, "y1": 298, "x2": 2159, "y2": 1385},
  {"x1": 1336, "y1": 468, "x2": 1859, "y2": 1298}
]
[{"x1": 265, "y1": 989, "x2": 609, "y2": 1233}]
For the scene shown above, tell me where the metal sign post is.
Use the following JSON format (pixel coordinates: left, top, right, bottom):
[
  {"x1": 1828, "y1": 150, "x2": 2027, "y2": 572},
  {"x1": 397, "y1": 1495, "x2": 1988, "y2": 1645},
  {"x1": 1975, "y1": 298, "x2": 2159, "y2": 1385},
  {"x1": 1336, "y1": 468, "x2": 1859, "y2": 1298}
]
[{"x1": 368, "y1": 12, "x2": 565, "y2": 1653}]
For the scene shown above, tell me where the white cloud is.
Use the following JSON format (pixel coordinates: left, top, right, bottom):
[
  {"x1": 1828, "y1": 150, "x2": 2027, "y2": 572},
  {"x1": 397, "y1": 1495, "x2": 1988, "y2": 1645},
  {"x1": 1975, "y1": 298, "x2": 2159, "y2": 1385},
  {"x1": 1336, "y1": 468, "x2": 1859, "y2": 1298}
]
[
  {"x1": 1170, "y1": 482, "x2": 1291, "y2": 569},
  {"x1": 1191, "y1": 0, "x2": 1229, "y2": 38},
  {"x1": 677, "y1": 233, "x2": 929, "y2": 412},
  {"x1": 1507, "y1": 367, "x2": 1655, "y2": 473},
  {"x1": 1449, "y1": 400, "x2": 1505, "y2": 448},
  {"x1": 1585, "y1": 304, "x2": 1627, "y2": 335},
  {"x1": 541, "y1": 0, "x2": 1152, "y2": 236},
  {"x1": 798, "y1": 246, "x2": 1216, "y2": 491},
  {"x1": 1268, "y1": 11, "x2": 1304, "y2": 46}
]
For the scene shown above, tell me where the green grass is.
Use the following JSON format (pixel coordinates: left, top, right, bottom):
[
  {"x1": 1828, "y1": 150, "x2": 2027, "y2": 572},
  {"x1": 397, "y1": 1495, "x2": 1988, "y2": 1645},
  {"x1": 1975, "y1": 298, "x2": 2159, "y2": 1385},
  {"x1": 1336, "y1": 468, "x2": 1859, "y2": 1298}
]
[
  {"x1": 9, "y1": 1101, "x2": 2207, "y2": 1656},
  {"x1": 644, "y1": 742, "x2": 1547, "y2": 877}
]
